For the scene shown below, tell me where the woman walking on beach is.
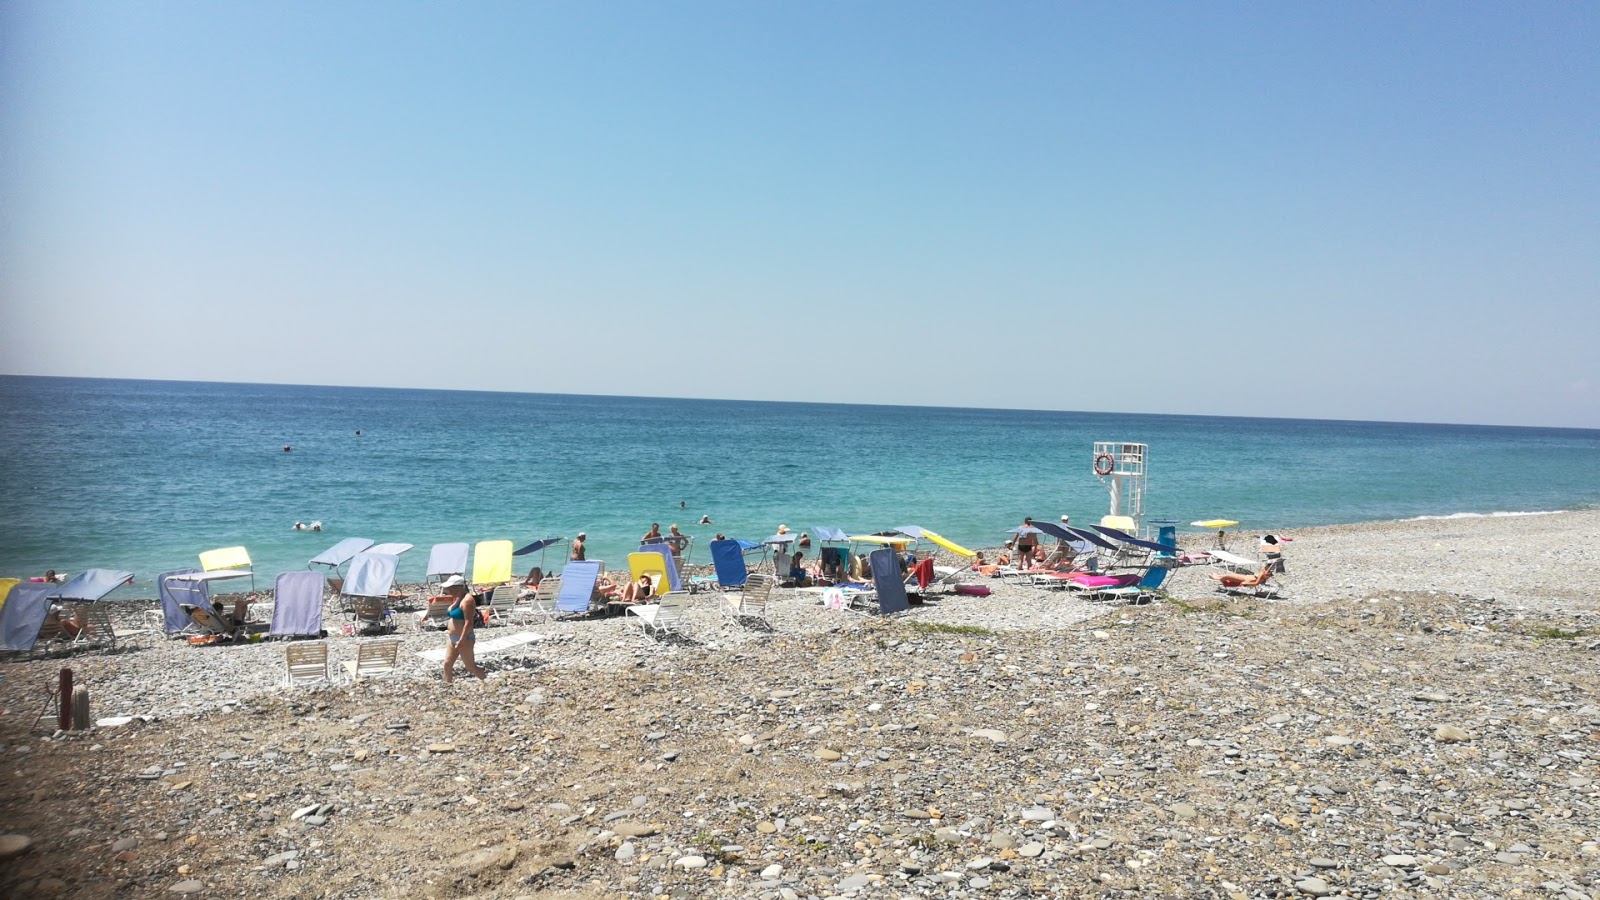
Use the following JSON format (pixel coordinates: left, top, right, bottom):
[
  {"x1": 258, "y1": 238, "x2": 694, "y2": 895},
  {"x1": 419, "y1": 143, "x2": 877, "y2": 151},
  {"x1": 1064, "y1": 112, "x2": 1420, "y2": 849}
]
[{"x1": 439, "y1": 576, "x2": 486, "y2": 683}]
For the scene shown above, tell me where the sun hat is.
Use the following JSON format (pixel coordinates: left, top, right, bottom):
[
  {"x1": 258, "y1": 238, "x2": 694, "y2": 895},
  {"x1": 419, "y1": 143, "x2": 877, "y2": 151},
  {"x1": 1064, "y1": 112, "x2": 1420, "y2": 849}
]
[{"x1": 441, "y1": 575, "x2": 466, "y2": 588}]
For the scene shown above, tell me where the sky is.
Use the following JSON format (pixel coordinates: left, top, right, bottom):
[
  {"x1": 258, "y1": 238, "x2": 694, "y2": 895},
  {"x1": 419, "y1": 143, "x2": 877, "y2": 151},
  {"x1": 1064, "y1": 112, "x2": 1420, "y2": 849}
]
[{"x1": 1, "y1": 2, "x2": 1596, "y2": 428}]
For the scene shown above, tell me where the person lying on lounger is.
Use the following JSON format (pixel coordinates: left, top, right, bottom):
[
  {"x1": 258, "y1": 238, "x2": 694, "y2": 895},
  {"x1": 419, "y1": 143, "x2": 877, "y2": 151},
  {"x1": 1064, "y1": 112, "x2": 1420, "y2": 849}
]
[
  {"x1": 1209, "y1": 565, "x2": 1272, "y2": 588},
  {"x1": 616, "y1": 573, "x2": 654, "y2": 604}
]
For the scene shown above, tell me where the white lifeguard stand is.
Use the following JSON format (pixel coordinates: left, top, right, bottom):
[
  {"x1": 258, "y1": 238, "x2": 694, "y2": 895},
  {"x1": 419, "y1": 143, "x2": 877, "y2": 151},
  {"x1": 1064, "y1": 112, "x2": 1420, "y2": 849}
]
[{"x1": 1093, "y1": 442, "x2": 1147, "y2": 534}]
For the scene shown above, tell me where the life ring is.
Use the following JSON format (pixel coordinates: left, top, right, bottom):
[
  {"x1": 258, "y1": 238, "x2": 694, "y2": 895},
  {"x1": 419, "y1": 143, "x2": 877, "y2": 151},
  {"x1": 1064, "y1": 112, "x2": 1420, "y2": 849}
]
[{"x1": 1093, "y1": 452, "x2": 1115, "y2": 476}]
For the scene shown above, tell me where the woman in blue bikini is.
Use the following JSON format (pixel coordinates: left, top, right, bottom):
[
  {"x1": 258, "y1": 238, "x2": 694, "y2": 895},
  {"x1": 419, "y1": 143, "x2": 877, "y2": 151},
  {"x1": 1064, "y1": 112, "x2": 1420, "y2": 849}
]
[{"x1": 440, "y1": 576, "x2": 487, "y2": 683}]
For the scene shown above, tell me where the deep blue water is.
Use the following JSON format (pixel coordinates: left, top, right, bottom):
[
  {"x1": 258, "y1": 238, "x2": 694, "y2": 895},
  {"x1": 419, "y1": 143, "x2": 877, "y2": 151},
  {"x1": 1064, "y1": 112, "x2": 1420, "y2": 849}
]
[{"x1": 3, "y1": 376, "x2": 1598, "y2": 597}]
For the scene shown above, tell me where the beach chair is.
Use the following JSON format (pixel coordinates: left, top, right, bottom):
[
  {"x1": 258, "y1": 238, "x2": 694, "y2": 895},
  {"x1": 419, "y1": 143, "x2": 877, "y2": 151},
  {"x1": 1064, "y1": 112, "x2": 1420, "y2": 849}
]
[
  {"x1": 76, "y1": 603, "x2": 148, "y2": 651},
  {"x1": 471, "y1": 540, "x2": 514, "y2": 587},
  {"x1": 417, "y1": 596, "x2": 453, "y2": 630},
  {"x1": 1213, "y1": 562, "x2": 1281, "y2": 599},
  {"x1": 725, "y1": 573, "x2": 776, "y2": 627},
  {"x1": 481, "y1": 583, "x2": 519, "y2": 626},
  {"x1": 283, "y1": 642, "x2": 331, "y2": 687},
  {"x1": 340, "y1": 552, "x2": 399, "y2": 633},
  {"x1": 270, "y1": 571, "x2": 326, "y2": 639},
  {"x1": 627, "y1": 552, "x2": 673, "y2": 601},
  {"x1": 869, "y1": 548, "x2": 911, "y2": 615},
  {"x1": 0, "y1": 583, "x2": 68, "y2": 657},
  {"x1": 424, "y1": 542, "x2": 470, "y2": 595},
  {"x1": 507, "y1": 576, "x2": 559, "y2": 625},
  {"x1": 1089, "y1": 564, "x2": 1172, "y2": 604},
  {"x1": 182, "y1": 603, "x2": 240, "y2": 638},
  {"x1": 555, "y1": 560, "x2": 602, "y2": 617},
  {"x1": 343, "y1": 639, "x2": 401, "y2": 679},
  {"x1": 627, "y1": 590, "x2": 691, "y2": 638},
  {"x1": 636, "y1": 543, "x2": 684, "y2": 592},
  {"x1": 708, "y1": 539, "x2": 750, "y2": 591}
]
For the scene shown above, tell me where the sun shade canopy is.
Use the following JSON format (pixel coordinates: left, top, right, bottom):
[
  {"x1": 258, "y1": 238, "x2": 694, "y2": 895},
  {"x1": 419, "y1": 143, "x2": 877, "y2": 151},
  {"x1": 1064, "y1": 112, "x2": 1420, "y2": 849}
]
[
  {"x1": 367, "y1": 542, "x2": 413, "y2": 556},
  {"x1": 425, "y1": 543, "x2": 470, "y2": 578},
  {"x1": 1093, "y1": 525, "x2": 1178, "y2": 554},
  {"x1": 50, "y1": 569, "x2": 134, "y2": 602},
  {"x1": 309, "y1": 538, "x2": 374, "y2": 569},
  {"x1": 1193, "y1": 519, "x2": 1240, "y2": 529},
  {"x1": 810, "y1": 527, "x2": 850, "y2": 542},
  {"x1": 199, "y1": 546, "x2": 251, "y2": 571},
  {"x1": 893, "y1": 526, "x2": 974, "y2": 557}
]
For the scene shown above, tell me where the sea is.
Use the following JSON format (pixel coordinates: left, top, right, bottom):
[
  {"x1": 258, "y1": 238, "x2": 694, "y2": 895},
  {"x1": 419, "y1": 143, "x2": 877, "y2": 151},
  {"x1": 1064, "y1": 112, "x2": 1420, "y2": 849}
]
[{"x1": 3, "y1": 375, "x2": 1598, "y2": 598}]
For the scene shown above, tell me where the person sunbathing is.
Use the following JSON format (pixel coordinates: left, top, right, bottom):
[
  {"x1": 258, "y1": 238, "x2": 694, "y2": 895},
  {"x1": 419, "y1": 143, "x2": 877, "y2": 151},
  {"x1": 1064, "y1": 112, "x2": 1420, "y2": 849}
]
[
  {"x1": 616, "y1": 573, "x2": 654, "y2": 604},
  {"x1": 1209, "y1": 565, "x2": 1272, "y2": 588}
]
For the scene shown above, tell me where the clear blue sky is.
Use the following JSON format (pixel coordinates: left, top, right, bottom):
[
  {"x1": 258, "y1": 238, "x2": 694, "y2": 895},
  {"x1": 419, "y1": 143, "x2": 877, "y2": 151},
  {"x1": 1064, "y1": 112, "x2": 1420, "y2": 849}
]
[{"x1": 3, "y1": 2, "x2": 1596, "y2": 427}]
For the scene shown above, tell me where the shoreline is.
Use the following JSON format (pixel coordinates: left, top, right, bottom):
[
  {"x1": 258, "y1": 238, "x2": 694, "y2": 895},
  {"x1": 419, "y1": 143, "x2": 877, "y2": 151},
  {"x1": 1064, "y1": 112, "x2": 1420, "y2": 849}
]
[
  {"x1": 2, "y1": 509, "x2": 1597, "y2": 897},
  {"x1": 13, "y1": 504, "x2": 1597, "y2": 603}
]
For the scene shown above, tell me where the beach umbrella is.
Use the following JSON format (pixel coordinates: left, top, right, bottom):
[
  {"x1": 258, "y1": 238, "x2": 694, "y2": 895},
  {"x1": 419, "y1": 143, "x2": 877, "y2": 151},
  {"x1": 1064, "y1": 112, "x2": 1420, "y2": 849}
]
[
  {"x1": 1192, "y1": 519, "x2": 1240, "y2": 550},
  {"x1": 512, "y1": 537, "x2": 564, "y2": 578},
  {"x1": 1006, "y1": 525, "x2": 1044, "y2": 535},
  {"x1": 893, "y1": 526, "x2": 975, "y2": 558},
  {"x1": 810, "y1": 527, "x2": 849, "y2": 543}
]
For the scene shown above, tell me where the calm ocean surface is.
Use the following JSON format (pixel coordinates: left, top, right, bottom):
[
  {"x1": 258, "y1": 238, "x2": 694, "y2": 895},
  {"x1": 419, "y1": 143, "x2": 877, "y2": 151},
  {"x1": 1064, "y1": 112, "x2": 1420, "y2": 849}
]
[{"x1": 3, "y1": 376, "x2": 1598, "y2": 597}]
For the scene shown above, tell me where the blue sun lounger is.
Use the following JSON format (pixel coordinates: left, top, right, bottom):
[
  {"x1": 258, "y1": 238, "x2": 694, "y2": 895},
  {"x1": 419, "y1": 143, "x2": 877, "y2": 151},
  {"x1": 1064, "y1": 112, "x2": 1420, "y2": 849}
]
[
  {"x1": 709, "y1": 539, "x2": 749, "y2": 590},
  {"x1": 556, "y1": 560, "x2": 603, "y2": 616},
  {"x1": 869, "y1": 548, "x2": 910, "y2": 615},
  {"x1": 270, "y1": 571, "x2": 327, "y2": 638}
]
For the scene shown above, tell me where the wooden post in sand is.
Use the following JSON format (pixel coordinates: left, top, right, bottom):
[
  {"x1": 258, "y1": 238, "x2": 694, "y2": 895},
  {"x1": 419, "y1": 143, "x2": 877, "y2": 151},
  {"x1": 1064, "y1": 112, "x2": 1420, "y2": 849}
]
[
  {"x1": 58, "y1": 669, "x2": 73, "y2": 731},
  {"x1": 72, "y1": 686, "x2": 92, "y2": 730}
]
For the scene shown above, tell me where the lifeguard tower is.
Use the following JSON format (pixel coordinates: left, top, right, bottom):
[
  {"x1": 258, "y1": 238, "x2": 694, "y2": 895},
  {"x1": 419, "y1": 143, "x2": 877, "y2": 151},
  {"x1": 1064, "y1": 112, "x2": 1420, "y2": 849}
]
[{"x1": 1092, "y1": 442, "x2": 1147, "y2": 535}]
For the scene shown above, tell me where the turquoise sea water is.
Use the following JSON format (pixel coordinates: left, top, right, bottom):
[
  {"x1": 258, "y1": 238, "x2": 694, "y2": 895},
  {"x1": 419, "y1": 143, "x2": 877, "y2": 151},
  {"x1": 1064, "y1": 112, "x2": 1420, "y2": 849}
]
[{"x1": 3, "y1": 376, "x2": 1599, "y2": 597}]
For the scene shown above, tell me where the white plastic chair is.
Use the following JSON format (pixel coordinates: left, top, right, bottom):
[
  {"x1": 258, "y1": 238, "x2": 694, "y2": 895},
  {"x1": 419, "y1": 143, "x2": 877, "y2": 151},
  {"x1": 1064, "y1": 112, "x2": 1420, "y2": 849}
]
[
  {"x1": 343, "y1": 639, "x2": 401, "y2": 679},
  {"x1": 627, "y1": 591, "x2": 691, "y2": 638},
  {"x1": 283, "y1": 642, "x2": 330, "y2": 687}
]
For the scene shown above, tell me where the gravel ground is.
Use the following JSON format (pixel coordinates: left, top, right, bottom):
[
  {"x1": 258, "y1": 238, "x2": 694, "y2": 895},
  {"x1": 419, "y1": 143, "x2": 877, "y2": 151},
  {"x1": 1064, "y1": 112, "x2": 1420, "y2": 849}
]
[{"x1": 1, "y1": 510, "x2": 1597, "y2": 899}]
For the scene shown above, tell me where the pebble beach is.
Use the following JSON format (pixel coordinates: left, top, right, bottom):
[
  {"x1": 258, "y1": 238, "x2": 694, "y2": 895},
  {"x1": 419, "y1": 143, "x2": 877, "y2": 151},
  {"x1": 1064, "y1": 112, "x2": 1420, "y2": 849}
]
[{"x1": 2, "y1": 510, "x2": 1598, "y2": 899}]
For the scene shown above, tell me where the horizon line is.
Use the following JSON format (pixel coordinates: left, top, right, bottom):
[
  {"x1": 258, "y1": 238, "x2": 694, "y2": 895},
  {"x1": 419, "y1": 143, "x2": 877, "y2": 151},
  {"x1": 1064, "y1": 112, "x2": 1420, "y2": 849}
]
[{"x1": 2, "y1": 371, "x2": 1595, "y2": 434}]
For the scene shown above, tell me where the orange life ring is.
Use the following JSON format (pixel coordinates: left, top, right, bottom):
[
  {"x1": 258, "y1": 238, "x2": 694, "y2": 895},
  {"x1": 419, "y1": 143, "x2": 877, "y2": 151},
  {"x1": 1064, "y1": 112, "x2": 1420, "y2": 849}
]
[{"x1": 1093, "y1": 452, "x2": 1115, "y2": 476}]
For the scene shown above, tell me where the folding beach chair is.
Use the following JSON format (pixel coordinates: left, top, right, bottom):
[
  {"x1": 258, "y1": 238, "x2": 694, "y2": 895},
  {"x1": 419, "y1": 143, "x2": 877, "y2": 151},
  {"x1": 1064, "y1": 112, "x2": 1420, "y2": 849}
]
[
  {"x1": 555, "y1": 560, "x2": 603, "y2": 617},
  {"x1": 627, "y1": 552, "x2": 673, "y2": 601},
  {"x1": 182, "y1": 603, "x2": 240, "y2": 639},
  {"x1": 341, "y1": 552, "x2": 399, "y2": 633},
  {"x1": 869, "y1": 548, "x2": 911, "y2": 615},
  {"x1": 507, "y1": 576, "x2": 560, "y2": 624},
  {"x1": 636, "y1": 543, "x2": 684, "y2": 592},
  {"x1": 709, "y1": 539, "x2": 750, "y2": 590},
  {"x1": 471, "y1": 540, "x2": 514, "y2": 587},
  {"x1": 626, "y1": 590, "x2": 691, "y2": 638},
  {"x1": 1090, "y1": 564, "x2": 1172, "y2": 604},
  {"x1": 724, "y1": 573, "x2": 776, "y2": 627},
  {"x1": 283, "y1": 642, "x2": 331, "y2": 687},
  {"x1": 344, "y1": 639, "x2": 401, "y2": 679},
  {"x1": 0, "y1": 583, "x2": 67, "y2": 657},
  {"x1": 269, "y1": 571, "x2": 326, "y2": 639}
]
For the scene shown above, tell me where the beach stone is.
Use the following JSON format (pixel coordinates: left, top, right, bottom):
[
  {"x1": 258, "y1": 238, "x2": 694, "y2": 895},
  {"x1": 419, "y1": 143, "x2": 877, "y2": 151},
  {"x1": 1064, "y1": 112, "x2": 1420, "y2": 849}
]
[
  {"x1": 760, "y1": 863, "x2": 783, "y2": 878},
  {"x1": 1324, "y1": 735, "x2": 1354, "y2": 746},
  {"x1": 426, "y1": 743, "x2": 456, "y2": 753},
  {"x1": 1434, "y1": 725, "x2": 1472, "y2": 743},
  {"x1": 1309, "y1": 857, "x2": 1337, "y2": 868},
  {"x1": 1295, "y1": 876, "x2": 1332, "y2": 896},
  {"x1": 263, "y1": 850, "x2": 300, "y2": 868},
  {"x1": 612, "y1": 822, "x2": 659, "y2": 838},
  {"x1": 973, "y1": 728, "x2": 1009, "y2": 743},
  {"x1": 1413, "y1": 692, "x2": 1452, "y2": 702},
  {"x1": 0, "y1": 835, "x2": 33, "y2": 859},
  {"x1": 756, "y1": 821, "x2": 777, "y2": 834},
  {"x1": 302, "y1": 815, "x2": 327, "y2": 827},
  {"x1": 675, "y1": 855, "x2": 706, "y2": 869},
  {"x1": 1171, "y1": 803, "x2": 1198, "y2": 820},
  {"x1": 169, "y1": 881, "x2": 204, "y2": 894},
  {"x1": 815, "y1": 748, "x2": 842, "y2": 761},
  {"x1": 1020, "y1": 806, "x2": 1055, "y2": 822},
  {"x1": 970, "y1": 876, "x2": 992, "y2": 888},
  {"x1": 112, "y1": 837, "x2": 139, "y2": 852},
  {"x1": 838, "y1": 874, "x2": 872, "y2": 890},
  {"x1": 1383, "y1": 854, "x2": 1417, "y2": 867},
  {"x1": 290, "y1": 804, "x2": 319, "y2": 820},
  {"x1": 614, "y1": 842, "x2": 635, "y2": 862},
  {"x1": 1017, "y1": 842, "x2": 1045, "y2": 858}
]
